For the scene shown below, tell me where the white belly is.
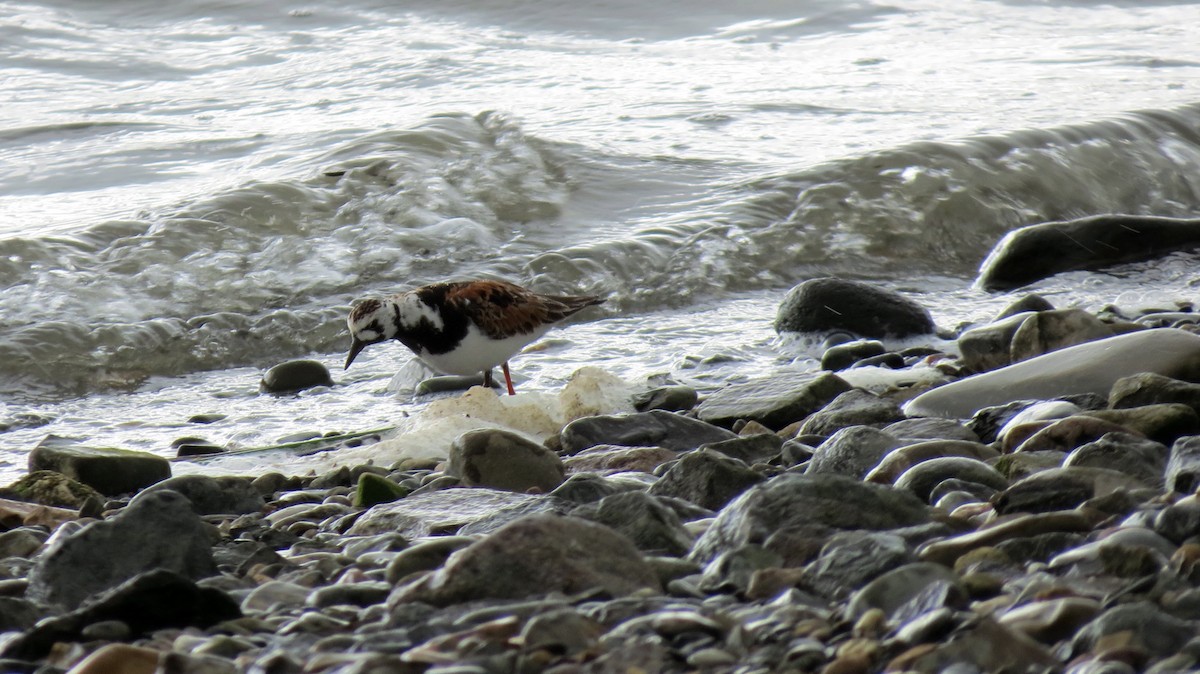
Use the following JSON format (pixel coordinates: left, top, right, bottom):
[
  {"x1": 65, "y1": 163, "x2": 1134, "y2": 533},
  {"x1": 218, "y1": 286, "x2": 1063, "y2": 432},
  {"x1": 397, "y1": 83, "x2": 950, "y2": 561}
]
[{"x1": 416, "y1": 323, "x2": 548, "y2": 376}]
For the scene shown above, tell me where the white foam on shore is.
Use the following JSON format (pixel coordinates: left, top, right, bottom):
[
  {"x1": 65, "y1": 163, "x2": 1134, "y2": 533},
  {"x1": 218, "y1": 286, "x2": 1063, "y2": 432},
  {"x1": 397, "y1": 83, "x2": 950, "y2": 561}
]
[{"x1": 314, "y1": 366, "x2": 636, "y2": 471}]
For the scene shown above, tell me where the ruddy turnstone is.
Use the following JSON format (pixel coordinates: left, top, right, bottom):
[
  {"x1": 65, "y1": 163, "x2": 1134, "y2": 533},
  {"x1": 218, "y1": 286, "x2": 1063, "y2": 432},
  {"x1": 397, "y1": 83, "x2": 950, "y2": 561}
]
[{"x1": 344, "y1": 279, "x2": 605, "y2": 395}]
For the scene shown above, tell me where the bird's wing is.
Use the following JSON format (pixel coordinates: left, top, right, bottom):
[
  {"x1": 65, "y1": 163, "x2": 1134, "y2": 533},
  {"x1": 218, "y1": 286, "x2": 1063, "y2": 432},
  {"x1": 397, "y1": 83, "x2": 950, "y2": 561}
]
[{"x1": 443, "y1": 280, "x2": 602, "y2": 339}]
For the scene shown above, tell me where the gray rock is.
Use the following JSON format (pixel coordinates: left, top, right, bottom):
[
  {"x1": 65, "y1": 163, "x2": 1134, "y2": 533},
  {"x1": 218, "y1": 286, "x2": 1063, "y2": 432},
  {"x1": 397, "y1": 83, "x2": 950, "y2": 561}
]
[
  {"x1": 1169, "y1": 436, "x2": 1200, "y2": 494},
  {"x1": 774, "y1": 277, "x2": 935, "y2": 337},
  {"x1": 695, "y1": 372, "x2": 852, "y2": 430},
  {"x1": 992, "y1": 467, "x2": 1100, "y2": 515},
  {"x1": 690, "y1": 473, "x2": 929, "y2": 565},
  {"x1": 385, "y1": 536, "x2": 476, "y2": 584},
  {"x1": 977, "y1": 214, "x2": 1200, "y2": 291},
  {"x1": 1110, "y1": 372, "x2": 1200, "y2": 413},
  {"x1": 1009, "y1": 309, "x2": 1114, "y2": 363},
  {"x1": 995, "y1": 294, "x2": 1055, "y2": 320},
  {"x1": 797, "y1": 388, "x2": 904, "y2": 437},
  {"x1": 698, "y1": 433, "x2": 784, "y2": 465},
  {"x1": 547, "y1": 473, "x2": 646, "y2": 505},
  {"x1": 821, "y1": 340, "x2": 886, "y2": 371},
  {"x1": 648, "y1": 449, "x2": 764, "y2": 511},
  {"x1": 807, "y1": 426, "x2": 903, "y2": 479},
  {"x1": 845, "y1": 561, "x2": 965, "y2": 621},
  {"x1": 883, "y1": 417, "x2": 980, "y2": 442},
  {"x1": 1084, "y1": 404, "x2": 1200, "y2": 446},
  {"x1": 805, "y1": 531, "x2": 914, "y2": 600},
  {"x1": 957, "y1": 312, "x2": 1036, "y2": 373},
  {"x1": 561, "y1": 410, "x2": 736, "y2": 454},
  {"x1": 562, "y1": 445, "x2": 679, "y2": 474},
  {"x1": 259, "y1": 359, "x2": 333, "y2": 394},
  {"x1": 307, "y1": 581, "x2": 391, "y2": 608},
  {"x1": 1155, "y1": 495, "x2": 1200, "y2": 544},
  {"x1": 866, "y1": 440, "x2": 999, "y2": 485},
  {"x1": 893, "y1": 457, "x2": 1008, "y2": 503},
  {"x1": 905, "y1": 329, "x2": 1200, "y2": 419},
  {"x1": 446, "y1": 428, "x2": 564, "y2": 493},
  {"x1": 27, "y1": 491, "x2": 217, "y2": 608},
  {"x1": 390, "y1": 515, "x2": 661, "y2": 606},
  {"x1": 0, "y1": 597, "x2": 39, "y2": 631},
  {"x1": 456, "y1": 496, "x2": 577, "y2": 537},
  {"x1": 1064, "y1": 432, "x2": 1167, "y2": 487},
  {"x1": 132, "y1": 475, "x2": 264, "y2": 515},
  {"x1": 2, "y1": 569, "x2": 240, "y2": 661},
  {"x1": 633, "y1": 386, "x2": 699, "y2": 413},
  {"x1": 347, "y1": 488, "x2": 543, "y2": 537},
  {"x1": 699, "y1": 544, "x2": 783, "y2": 594},
  {"x1": 1070, "y1": 601, "x2": 1197, "y2": 659},
  {"x1": 28, "y1": 435, "x2": 170, "y2": 497},
  {"x1": 572, "y1": 491, "x2": 693, "y2": 556}
]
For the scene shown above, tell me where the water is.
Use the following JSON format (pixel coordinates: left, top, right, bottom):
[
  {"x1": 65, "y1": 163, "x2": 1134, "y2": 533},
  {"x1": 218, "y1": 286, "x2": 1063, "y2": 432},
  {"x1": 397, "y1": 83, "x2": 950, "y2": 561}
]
[{"x1": 2, "y1": 0, "x2": 1200, "y2": 481}]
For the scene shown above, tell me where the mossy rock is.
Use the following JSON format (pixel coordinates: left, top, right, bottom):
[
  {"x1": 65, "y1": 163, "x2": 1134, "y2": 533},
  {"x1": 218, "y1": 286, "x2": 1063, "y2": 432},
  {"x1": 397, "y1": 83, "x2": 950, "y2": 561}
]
[
  {"x1": 2, "y1": 470, "x2": 103, "y2": 509},
  {"x1": 354, "y1": 473, "x2": 411, "y2": 508}
]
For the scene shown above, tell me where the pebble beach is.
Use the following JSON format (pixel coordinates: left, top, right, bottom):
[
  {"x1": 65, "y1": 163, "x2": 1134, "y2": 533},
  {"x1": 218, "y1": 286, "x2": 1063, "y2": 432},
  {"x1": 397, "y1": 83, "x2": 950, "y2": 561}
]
[{"x1": 5, "y1": 271, "x2": 1200, "y2": 673}]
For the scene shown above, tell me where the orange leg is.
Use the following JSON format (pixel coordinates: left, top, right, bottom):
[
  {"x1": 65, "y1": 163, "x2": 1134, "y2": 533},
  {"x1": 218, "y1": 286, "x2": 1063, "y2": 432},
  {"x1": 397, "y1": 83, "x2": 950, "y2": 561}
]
[{"x1": 501, "y1": 362, "x2": 516, "y2": 396}]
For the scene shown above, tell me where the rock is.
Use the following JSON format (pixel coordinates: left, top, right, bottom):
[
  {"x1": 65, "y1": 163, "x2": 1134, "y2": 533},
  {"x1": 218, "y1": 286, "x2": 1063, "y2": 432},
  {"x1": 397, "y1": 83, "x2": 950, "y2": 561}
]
[
  {"x1": 2, "y1": 570, "x2": 240, "y2": 661},
  {"x1": 1012, "y1": 415, "x2": 1139, "y2": 453},
  {"x1": 1110, "y1": 372, "x2": 1200, "y2": 412},
  {"x1": 1070, "y1": 601, "x2": 1197, "y2": 659},
  {"x1": 882, "y1": 418, "x2": 980, "y2": 443},
  {"x1": 547, "y1": 473, "x2": 646, "y2": 504},
  {"x1": 957, "y1": 312, "x2": 1037, "y2": 373},
  {"x1": 774, "y1": 277, "x2": 936, "y2": 337},
  {"x1": 1167, "y1": 436, "x2": 1200, "y2": 494},
  {"x1": 865, "y1": 440, "x2": 999, "y2": 485},
  {"x1": 259, "y1": 359, "x2": 333, "y2": 394},
  {"x1": 805, "y1": 531, "x2": 914, "y2": 600},
  {"x1": 27, "y1": 491, "x2": 216, "y2": 608},
  {"x1": 28, "y1": 435, "x2": 170, "y2": 497},
  {"x1": 648, "y1": 450, "x2": 765, "y2": 511},
  {"x1": 0, "y1": 597, "x2": 39, "y2": 632},
  {"x1": 562, "y1": 445, "x2": 679, "y2": 474},
  {"x1": 904, "y1": 329, "x2": 1200, "y2": 419},
  {"x1": 307, "y1": 581, "x2": 391, "y2": 609},
  {"x1": 52, "y1": 644, "x2": 160, "y2": 674},
  {"x1": 797, "y1": 389, "x2": 904, "y2": 437},
  {"x1": 698, "y1": 434, "x2": 784, "y2": 465},
  {"x1": 1155, "y1": 495, "x2": 1200, "y2": 544},
  {"x1": 633, "y1": 386, "x2": 698, "y2": 413},
  {"x1": 695, "y1": 372, "x2": 853, "y2": 430},
  {"x1": 385, "y1": 536, "x2": 476, "y2": 584},
  {"x1": 572, "y1": 491, "x2": 693, "y2": 556},
  {"x1": 347, "y1": 488, "x2": 548, "y2": 538},
  {"x1": 887, "y1": 617, "x2": 1060, "y2": 673},
  {"x1": 0, "y1": 470, "x2": 102, "y2": 509},
  {"x1": 353, "y1": 472, "x2": 411, "y2": 508},
  {"x1": 918, "y1": 510, "x2": 1102, "y2": 566},
  {"x1": 1083, "y1": 404, "x2": 1200, "y2": 445},
  {"x1": 1009, "y1": 309, "x2": 1114, "y2": 363},
  {"x1": 997, "y1": 400, "x2": 1086, "y2": 448},
  {"x1": 977, "y1": 214, "x2": 1200, "y2": 291},
  {"x1": 997, "y1": 596, "x2": 1103, "y2": 644},
  {"x1": 560, "y1": 410, "x2": 736, "y2": 454},
  {"x1": 807, "y1": 426, "x2": 904, "y2": 479},
  {"x1": 821, "y1": 340, "x2": 886, "y2": 371},
  {"x1": 893, "y1": 457, "x2": 1008, "y2": 503},
  {"x1": 996, "y1": 294, "x2": 1056, "y2": 320},
  {"x1": 390, "y1": 515, "x2": 661, "y2": 606},
  {"x1": 131, "y1": 475, "x2": 264, "y2": 515},
  {"x1": 1064, "y1": 432, "x2": 1168, "y2": 487},
  {"x1": 1048, "y1": 526, "x2": 1175, "y2": 576},
  {"x1": 446, "y1": 428, "x2": 564, "y2": 493},
  {"x1": 690, "y1": 473, "x2": 929, "y2": 565},
  {"x1": 845, "y1": 562, "x2": 966, "y2": 621},
  {"x1": 992, "y1": 467, "x2": 1113, "y2": 515}
]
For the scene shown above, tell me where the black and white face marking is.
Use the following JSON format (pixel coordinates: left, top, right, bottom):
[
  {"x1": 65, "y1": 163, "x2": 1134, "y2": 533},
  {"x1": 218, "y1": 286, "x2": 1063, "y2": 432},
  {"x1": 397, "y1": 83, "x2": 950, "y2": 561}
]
[{"x1": 345, "y1": 298, "x2": 397, "y2": 369}]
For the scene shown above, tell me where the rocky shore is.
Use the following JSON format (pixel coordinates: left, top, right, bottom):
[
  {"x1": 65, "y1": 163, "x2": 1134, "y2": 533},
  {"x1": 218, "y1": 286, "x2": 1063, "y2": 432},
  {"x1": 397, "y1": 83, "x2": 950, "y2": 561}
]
[{"x1": 5, "y1": 278, "x2": 1200, "y2": 674}]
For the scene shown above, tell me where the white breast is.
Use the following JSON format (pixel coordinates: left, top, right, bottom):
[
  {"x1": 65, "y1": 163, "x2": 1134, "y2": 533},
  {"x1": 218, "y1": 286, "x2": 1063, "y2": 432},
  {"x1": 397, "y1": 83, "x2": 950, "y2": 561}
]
[{"x1": 415, "y1": 323, "x2": 549, "y2": 376}]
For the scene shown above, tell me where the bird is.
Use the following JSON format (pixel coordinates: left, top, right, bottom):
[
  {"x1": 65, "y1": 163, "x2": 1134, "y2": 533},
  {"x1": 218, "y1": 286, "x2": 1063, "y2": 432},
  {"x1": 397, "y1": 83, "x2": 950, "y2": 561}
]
[{"x1": 344, "y1": 279, "x2": 605, "y2": 395}]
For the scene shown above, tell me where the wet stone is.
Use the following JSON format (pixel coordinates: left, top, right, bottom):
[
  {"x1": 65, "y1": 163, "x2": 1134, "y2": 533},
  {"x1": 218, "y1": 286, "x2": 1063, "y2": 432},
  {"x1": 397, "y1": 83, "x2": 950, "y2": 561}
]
[
  {"x1": 647, "y1": 449, "x2": 764, "y2": 511},
  {"x1": 562, "y1": 445, "x2": 679, "y2": 474},
  {"x1": 1109, "y1": 372, "x2": 1200, "y2": 413},
  {"x1": 797, "y1": 389, "x2": 904, "y2": 437},
  {"x1": 821, "y1": 340, "x2": 886, "y2": 372},
  {"x1": 774, "y1": 277, "x2": 936, "y2": 338},
  {"x1": 446, "y1": 428, "x2": 564, "y2": 493},
  {"x1": 572, "y1": 490, "x2": 693, "y2": 556},
  {"x1": 695, "y1": 372, "x2": 853, "y2": 430},
  {"x1": 633, "y1": 385, "x2": 699, "y2": 413},
  {"x1": 805, "y1": 531, "x2": 914, "y2": 600},
  {"x1": 807, "y1": 426, "x2": 903, "y2": 479},
  {"x1": 132, "y1": 475, "x2": 264, "y2": 515},
  {"x1": 1063, "y1": 432, "x2": 1167, "y2": 487},
  {"x1": 259, "y1": 359, "x2": 333, "y2": 394},
  {"x1": 560, "y1": 410, "x2": 737, "y2": 454},
  {"x1": 893, "y1": 457, "x2": 1008, "y2": 503},
  {"x1": 883, "y1": 418, "x2": 980, "y2": 443},
  {"x1": 28, "y1": 435, "x2": 170, "y2": 497}
]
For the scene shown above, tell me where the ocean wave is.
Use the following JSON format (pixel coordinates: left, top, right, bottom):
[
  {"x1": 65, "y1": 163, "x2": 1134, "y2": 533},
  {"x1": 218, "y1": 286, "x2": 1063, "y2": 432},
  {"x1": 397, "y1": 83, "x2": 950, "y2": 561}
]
[{"x1": 2, "y1": 104, "x2": 1199, "y2": 397}]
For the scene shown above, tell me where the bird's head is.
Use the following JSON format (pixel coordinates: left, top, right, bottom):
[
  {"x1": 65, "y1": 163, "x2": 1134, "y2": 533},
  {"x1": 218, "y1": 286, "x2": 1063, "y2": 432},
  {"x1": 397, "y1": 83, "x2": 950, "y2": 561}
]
[{"x1": 344, "y1": 297, "x2": 394, "y2": 370}]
